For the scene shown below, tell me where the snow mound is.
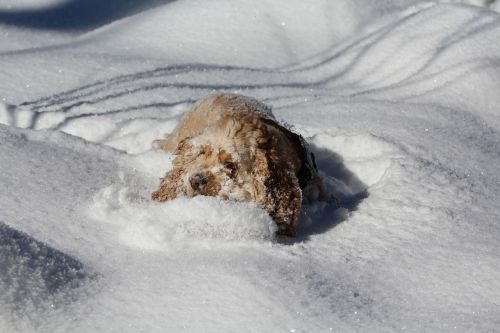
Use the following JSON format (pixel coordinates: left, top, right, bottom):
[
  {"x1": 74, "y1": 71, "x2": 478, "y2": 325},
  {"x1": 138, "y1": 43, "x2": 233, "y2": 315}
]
[
  {"x1": 312, "y1": 133, "x2": 397, "y2": 188},
  {"x1": 1, "y1": 0, "x2": 500, "y2": 332},
  {"x1": 88, "y1": 185, "x2": 277, "y2": 247},
  {"x1": 0, "y1": 102, "x2": 190, "y2": 154}
]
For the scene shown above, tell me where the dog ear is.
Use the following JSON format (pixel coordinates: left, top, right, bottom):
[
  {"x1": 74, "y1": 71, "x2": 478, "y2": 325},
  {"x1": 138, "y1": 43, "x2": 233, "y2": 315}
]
[
  {"x1": 151, "y1": 139, "x2": 195, "y2": 202},
  {"x1": 252, "y1": 147, "x2": 302, "y2": 236},
  {"x1": 151, "y1": 167, "x2": 184, "y2": 202}
]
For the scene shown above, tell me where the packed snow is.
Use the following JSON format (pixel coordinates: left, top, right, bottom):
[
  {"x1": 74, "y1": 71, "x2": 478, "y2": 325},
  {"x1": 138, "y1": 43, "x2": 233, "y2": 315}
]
[{"x1": 1, "y1": 0, "x2": 500, "y2": 332}]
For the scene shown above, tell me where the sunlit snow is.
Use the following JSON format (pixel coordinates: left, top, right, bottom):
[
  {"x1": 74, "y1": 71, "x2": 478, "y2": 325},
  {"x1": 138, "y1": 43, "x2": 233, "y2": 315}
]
[{"x1": 1, "y1": 0, "x2": 499, "y2": 332}]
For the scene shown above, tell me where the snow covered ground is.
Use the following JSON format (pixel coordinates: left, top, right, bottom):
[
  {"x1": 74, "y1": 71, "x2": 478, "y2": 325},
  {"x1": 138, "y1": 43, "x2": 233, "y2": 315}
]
[{"x1": 1, "y1": 0, "x2": 500, "y2": 332}]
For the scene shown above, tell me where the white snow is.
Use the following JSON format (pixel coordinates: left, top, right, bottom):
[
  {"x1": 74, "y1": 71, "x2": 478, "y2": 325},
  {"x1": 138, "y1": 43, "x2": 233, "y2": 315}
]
[
  {"x1": 89, "y1": 185, "x2": 278, "y2": 247},
  {"x1": 1, "y1": 0, "x2": 500, "y2": 332}
]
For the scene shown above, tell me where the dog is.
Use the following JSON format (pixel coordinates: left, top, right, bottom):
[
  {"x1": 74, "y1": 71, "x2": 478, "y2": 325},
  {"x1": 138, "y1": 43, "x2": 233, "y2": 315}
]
[{"x1": 151, "y1": 93, "x2": 331, "y2": 236}]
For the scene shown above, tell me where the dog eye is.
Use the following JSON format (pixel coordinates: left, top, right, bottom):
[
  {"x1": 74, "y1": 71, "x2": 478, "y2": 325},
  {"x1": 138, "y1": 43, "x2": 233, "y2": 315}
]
[
  {"x1": 224, "y1": 162, "x2": 235, "y2": 170},
  {"x1": 199, "y1": 146, "x2": 212, "y2": 155},
  {"x1": 224, "y1": 161, "x2": 237, "y2": 176}
]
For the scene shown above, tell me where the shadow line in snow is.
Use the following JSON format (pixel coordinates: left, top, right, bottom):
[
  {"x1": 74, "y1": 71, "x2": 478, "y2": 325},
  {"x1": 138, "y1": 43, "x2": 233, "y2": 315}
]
[
  {"x1": 11, "y1": 2, "x2": 500, "y2": 115},
  {"x1": 0, "y1": 0, "x2": 176, "y2": 31},
  {"x1": 20, "y1": 64, "x2": 277, "y2": 111},
  {"x1": 53, "y1": 100, "x2": 194, "y2": 130},
  {"x1": 22, "y1": 9, "x2": 499, "y2": 114},
  {"x1": 0, "y1": 222, "x2": 95, "y2": 311}
]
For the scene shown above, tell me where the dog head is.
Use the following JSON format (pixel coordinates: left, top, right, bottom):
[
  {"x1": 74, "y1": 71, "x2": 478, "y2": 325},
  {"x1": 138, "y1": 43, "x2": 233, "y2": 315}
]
[{"x1": 151, "y1": 112, "x2": 302, "y2": 235}]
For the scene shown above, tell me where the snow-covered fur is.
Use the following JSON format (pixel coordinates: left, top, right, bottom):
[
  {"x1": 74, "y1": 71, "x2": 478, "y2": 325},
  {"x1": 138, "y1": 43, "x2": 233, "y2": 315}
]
[{"x1": 152, "y1": 93, "x2": 330, "y2": 236}]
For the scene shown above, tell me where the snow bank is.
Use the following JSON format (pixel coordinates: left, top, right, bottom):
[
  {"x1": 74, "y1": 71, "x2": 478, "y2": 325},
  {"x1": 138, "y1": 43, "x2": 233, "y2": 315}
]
[
  {"x1": 1, "y1": 0, "x2": 500, "y2": 332},
  {"x1": 89, "y1": 185, "x2": 277, "y2": 247},
  {"x1": 0, "y1": 0, "x2": 419, "y2": 102}
]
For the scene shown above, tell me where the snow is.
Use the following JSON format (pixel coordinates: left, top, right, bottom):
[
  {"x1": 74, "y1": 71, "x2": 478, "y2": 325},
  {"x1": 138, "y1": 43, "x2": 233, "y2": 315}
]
[
  {"x1": 1, "y1": 0, "x2": 500, "y2": 332},
  {"x1": 89, "y1": 186, "x2": 278, "y2": 246}
]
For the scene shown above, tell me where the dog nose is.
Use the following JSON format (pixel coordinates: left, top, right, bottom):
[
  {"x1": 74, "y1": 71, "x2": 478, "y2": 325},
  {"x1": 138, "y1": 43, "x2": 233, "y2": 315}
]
[{"x1": 189, "y1": 173, "x2": 208, "y2": 190}]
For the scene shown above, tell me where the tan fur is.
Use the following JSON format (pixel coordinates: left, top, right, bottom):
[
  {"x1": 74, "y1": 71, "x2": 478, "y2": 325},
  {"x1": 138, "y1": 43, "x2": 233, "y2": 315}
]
[{"x1": 152, "y1": 93, "x2": 328, "y2": 236}]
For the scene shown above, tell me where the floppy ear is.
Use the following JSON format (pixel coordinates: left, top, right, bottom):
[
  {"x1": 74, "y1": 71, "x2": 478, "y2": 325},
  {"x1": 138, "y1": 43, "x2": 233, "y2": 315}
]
[
  {"x1": 151, "y1": 139, "x2": 195, "y2": 202},
  {"x1": 252, "y1": 146, "x2": 302, "y2": 236},
  {"x1": 151, "y1": 167, "x2": 185, "y2": 202}
]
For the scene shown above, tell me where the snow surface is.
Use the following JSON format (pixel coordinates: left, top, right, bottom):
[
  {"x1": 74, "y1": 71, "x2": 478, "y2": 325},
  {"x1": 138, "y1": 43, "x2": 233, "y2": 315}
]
[{"x1": 1, "y1": 0, "x2": 500, "y2": 332}]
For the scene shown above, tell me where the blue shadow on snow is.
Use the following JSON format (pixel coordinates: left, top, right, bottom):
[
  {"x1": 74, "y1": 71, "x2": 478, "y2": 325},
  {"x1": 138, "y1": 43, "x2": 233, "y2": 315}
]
[
  {"x1": 0, "y1": 222, "x2": 92, "y2": 307},
  {"x1": 0, "y1": 0, "x2": 176, "y2": 31}
]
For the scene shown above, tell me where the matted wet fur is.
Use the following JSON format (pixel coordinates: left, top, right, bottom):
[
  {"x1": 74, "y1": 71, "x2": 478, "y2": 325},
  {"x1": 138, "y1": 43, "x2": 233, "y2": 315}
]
[{"x1": 152, "y1": 93, "x2": 331, "y2": 236}]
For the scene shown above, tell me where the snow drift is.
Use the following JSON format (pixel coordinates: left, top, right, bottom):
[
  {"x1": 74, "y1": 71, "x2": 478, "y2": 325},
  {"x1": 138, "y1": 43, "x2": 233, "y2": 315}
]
[{"x1": 0, "y1": 0, "x2": 499, "y2": 332}]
